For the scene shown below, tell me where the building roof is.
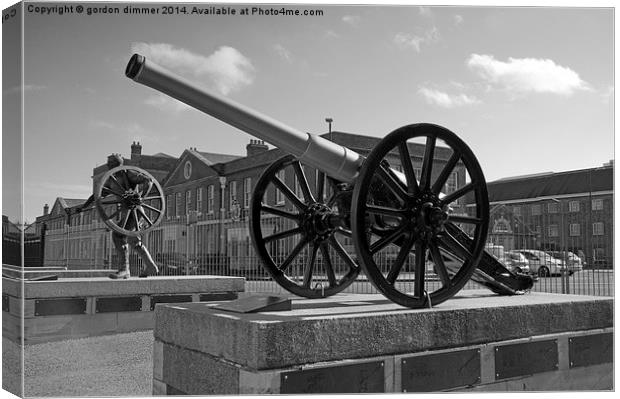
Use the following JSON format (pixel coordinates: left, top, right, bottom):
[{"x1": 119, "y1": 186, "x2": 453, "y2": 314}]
[
  {"x1": 482, "y1": 165, "x2": 613, "y2": 203},
  {"x1": 193, "y1": 150, "x2": 243, "y2": 165},
  {"x1": 58, "y1": 198, "x2": 88, "y2": 209}
]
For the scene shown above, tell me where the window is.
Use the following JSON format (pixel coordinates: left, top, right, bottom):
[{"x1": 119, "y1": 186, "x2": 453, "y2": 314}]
[
  {"x1": 547, "y1": 202, "x2": 559, "y2": 214},
  {"x1": 547, "y1": 225, "x2": 559, "y2": 237},
  {"x1": 175, "y1": 192, "x2": 182, "y2": 216},
  {"x1": 275, "y1": 170, "x2": 285, "y2": 204},
  {"x1": 593, "y1": 222, "x2": 604, "y2": 236},
  {"x1": 229, "y1": 181, "x2": 238, "y2": 209},
  {"x1": 197, "y1": 187, "x2": 203, "y2": 212},
  {"x1": 186, "y1": 190, "x2": 192, "y2": 214},
  {"x1": 531, "y1": 204, "x2": 541, "y2": 216},
  {"x1": 513, "y1": 206, "x2": 521, "y2": 217},
  {"x1": 243, "y1": 177, "x2": 252, "y2": 208},
  {"x1": 592, "y1": 198, "x2": 604, "y2": 211},
  {"x1": 569, "y1": 223, "x2": 581, "y2": 236},
  {"x1": 207, "y1": 185, "x2": 214, "y2": 213},
  {"x1": 569, "y1": 201, "x2": 580, "y2": 212}
]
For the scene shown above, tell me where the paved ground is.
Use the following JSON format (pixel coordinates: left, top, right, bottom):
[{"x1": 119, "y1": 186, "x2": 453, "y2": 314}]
[{"x1": 3, "y1": 331, "x2": 153, "y2": 397}]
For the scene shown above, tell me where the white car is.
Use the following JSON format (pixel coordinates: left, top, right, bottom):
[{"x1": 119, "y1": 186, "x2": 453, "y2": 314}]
[
  {"x1": 548, "y1": 251, "x2": 583, "y2": 274},
  {"x1": 514, "y1": 250, "x2": 567, "y2": 277}
]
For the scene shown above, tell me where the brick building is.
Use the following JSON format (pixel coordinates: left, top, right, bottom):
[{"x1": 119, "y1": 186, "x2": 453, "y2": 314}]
[{"x1": 467, "y1": 163, "x2": 613, "y2": 268}]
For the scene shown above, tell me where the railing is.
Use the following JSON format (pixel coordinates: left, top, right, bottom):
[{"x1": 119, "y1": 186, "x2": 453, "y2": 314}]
[{"x1": 38, "y1": 200, "x2": 613, "y2": 298}]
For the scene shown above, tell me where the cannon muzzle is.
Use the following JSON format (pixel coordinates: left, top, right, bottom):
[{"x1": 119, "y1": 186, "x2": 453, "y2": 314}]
[{"x1": 126, "y1": 54, "x2": 363, "y2": 183}]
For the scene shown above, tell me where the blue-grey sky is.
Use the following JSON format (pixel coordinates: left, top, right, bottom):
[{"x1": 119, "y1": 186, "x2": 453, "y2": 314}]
[{"x1": 2, "y1": 2, "x2": 615, "y2": 223}]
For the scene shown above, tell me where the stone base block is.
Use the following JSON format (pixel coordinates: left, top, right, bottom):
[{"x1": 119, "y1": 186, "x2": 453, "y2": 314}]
[
  {"x1": 2, "y1": 275, "x2": 244, "y2": 344},
  {"x1": 153, "y1": 290, "x2": 613, "y2": 394}
]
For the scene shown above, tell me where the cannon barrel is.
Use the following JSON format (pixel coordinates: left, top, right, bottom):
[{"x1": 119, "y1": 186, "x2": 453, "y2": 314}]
[{"x1": 125, "y1": 54, "x2": 363, "y2": 183}]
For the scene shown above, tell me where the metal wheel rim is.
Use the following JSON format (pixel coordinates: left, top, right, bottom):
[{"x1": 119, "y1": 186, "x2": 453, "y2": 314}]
[
  {"x1": 95, "y1": 165, "x2": 165, "y2": 237},
  {"x1": 351, "y1": 123, "x2": 489, "y2": 308},
  {"x1": 250, "y1": 155, "x2": 361, "y2": 298}
]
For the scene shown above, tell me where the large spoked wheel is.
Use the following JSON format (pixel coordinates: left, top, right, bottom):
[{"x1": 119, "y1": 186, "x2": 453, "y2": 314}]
[
  {"x1": 95, "y1": 165, "x2": 165, "y2": 237},
  {"x1": 351, "y1": 124, "x2": 489, "y2": 308},
  {"x1": 250, "y1": 155, "x2": 361, "y2": 298}
]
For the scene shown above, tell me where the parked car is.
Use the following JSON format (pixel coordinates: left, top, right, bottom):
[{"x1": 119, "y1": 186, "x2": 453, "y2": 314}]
[
  {"x1": 505, "y1": 251, "x2": 531, "y2": 274},
  {"x1": 548, "y1": 251, "x2": 583, "y2": 274},
  {"x1": 512, "y1": 249, "x2": 566, "y2": 277}
]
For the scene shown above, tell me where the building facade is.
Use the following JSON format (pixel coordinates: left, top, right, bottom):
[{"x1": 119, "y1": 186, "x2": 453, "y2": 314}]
[{"x1": 467, "y1": 164, "x2": 613, "y2": 268}]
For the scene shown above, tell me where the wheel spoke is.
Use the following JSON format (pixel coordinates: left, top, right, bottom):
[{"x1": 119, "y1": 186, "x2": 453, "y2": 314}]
[
  {"x1": 142, "y1": 203, "x2": 163, "y2": 214},
  {"x1": 335, "y1": 227, "x2": 352, "y2": 238},
  {"x1": 440, "y1": 182, "x2": 475, "y2": 206},
  {"x1": 264, "y1": 227, "x2": 303, "y2": 243},
  {"x1": 386, "y1": 233, "x2": 415, "y2": 285},
  {"x1": 428, "y1": 241, "x2": 451, "y2": 287},
  {"x1": 398, "y1": 141, "x2": 419, "y2": 195},
  {"x1": 261, "y1": 204, "x2": 300, "y2": 220},
  {"x1": 272, "y1": 176, "x2": 306, "y2": 210},
  {"x1": 303, "y1": 243, "x2": 318, "y2": 288},
  {"x1": 132, "y1": 209, "x2": 141, "y2": 230},
  {"x1": 448, "y1": 215, "x2": 482, "y2": 225},
  {"x1": 365, "y1": 204, "x2": 406, "y2": 219},
  {"x1": 320, "y1": 243, "x2": 338, "y2": 287},
  {"x1": 99, "y1": 197, "x2": 123, "y2": 206},
  {"x1": 293, "y1": 161, "x2": 315, "y2": 203},
  {"x1": 419, "y1": 135, "x2": 436, "y2": 191},
  {"x1": 370, "y1": 225, "x2": 408, "y2": 254},
  {"x1": 279, "y1": 238, "x2": 307, "y2": 272},
  {"x1": 102, "y1": 185, "x2": 124, "y2": 197},
  {"x1": 141, "y1": 181, "x2": 154, "y2": 198},
  {"x1": 329, "y1": 236, "x2": 358, "y2": 272},
  {"x1": 376, "y1": 165, "x2": 409, "y2": 203},
  {"x1": 438, "y1": 231, "x2": 473, "y2": 262},
  {"x1": 316, "y1": 172, "x2": 325, "y2": 203},
  {"x1": 137, "y1": 206, "x2": 153, "y2": 227},
  {"x1": 121, "y1": 209, "x2": 131, "y2": 229},
  {"x1": 431, "y1": 151, "x2": 461, "y2": 194},
  {"x1": 414, "y1": 241, "x2": 427, "y2": 298}
]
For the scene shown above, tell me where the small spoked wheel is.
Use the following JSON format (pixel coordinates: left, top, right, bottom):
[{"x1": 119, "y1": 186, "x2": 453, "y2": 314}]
[
  {"x1": 250, "y1": 155, "x2": 361, "y2": 298},
  {"x1": 95, "y1": 165, "x2": 165, "y2": 237},
  {"x1": 351, "y1": 124, "x2": 489, "y2": 308}
]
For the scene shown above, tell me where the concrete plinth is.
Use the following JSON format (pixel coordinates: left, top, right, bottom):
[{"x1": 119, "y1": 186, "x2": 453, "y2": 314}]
[
  {"x1": 2, "y1": 275, "x2": 244, "y2": 344},
  {"x1": 153, "y1": 290, "x2": 613, "y2": 394}
]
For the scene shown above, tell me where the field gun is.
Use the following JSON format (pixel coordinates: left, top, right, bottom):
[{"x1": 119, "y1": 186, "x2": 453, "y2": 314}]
[{"x1": 124, "y1": 54, "x2": 534, "y2": 308}]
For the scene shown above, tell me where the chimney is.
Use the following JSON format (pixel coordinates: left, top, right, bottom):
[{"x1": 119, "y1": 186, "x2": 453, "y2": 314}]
[
  {"x1": 131, "y1": 141, "x2": 142, "y2": 159},
  {"x1": 43, "y1": 204, "x2": 49, "y2": 215},
  {"x1": 246, "y1": 139, "x2": 268, "y2": 157}
]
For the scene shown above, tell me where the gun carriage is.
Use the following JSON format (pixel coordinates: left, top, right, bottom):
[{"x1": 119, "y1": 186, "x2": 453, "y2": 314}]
[{"x1": 118, "y1": 53, "x2": 533, "y2": 308}]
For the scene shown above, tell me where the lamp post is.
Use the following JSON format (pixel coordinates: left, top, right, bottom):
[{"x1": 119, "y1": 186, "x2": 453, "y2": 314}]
[
  {"x1": 550, "y1": 198, "x2": 569, "y2": 294},
  {"x1": 325, "y1": 117, "x2": 333, "y2": 133}
]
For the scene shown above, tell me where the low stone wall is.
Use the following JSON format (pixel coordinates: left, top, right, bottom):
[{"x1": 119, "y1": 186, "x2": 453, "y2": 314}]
[
  {"x1": 2, "y1": 275, "x2": 245, "y2": 344},
  {"x1": 153, "y1": 291, "x2": 613, "y2": 394}
]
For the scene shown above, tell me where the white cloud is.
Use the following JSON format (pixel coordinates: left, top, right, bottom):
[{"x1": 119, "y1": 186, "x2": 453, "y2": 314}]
[
  {"x1": 467, "y1": 54, "x2": 589, "y2": 96},
  {"x1": 418, "y1": 87, "x2": 481, "y2": 108},
  {"x1": 394, "y1": 27, "x2": 439, "y2": 53},
  {"x1": 273, "y1": 44, "x2": 293, "y2": 63},
  {"x1": 342, "y1": 15, "x2": 361, "y2": 26},
  {"x1": 131, "y1": 42, "x2": 255, "y2": 95},
  {"x1": 325, "y1": 30, "x2": 340, "y2": 39},
  {"x1": 454, "y1": 15, "x2": 464, "y2": 25}
]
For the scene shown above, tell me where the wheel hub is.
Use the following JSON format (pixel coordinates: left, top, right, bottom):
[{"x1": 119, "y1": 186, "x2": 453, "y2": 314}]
[
  {"x1": 301, "y1": 203, "x2": 338, "y2": 242},
  {"x1": 409, "y1": 194, "x2": 449, "y2": 240},
  {"x1": 122, "y1": 190, "x2": 142, "y2": 208}
]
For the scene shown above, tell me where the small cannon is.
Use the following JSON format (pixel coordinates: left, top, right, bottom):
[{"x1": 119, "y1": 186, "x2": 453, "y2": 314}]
[{"x1": 125, "y1": 54, "x2": 533, "y2": 308}]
